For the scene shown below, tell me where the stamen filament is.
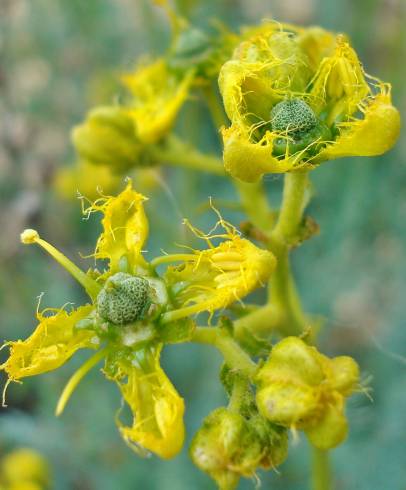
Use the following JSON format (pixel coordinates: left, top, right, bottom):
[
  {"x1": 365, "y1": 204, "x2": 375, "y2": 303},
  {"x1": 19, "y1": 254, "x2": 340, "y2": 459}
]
[
  {"x1": 21, "y1": 229, "x2": 101, "y2": 300},
  {"x1": 160, "y1": 300, "x2": 214, "y2": 324},
  {"x1": 150, "y1": 253, "x2": 198, "y2": 268},
  {"x1": 55, "y1": 348, "x2": 107, "y2": 416}
]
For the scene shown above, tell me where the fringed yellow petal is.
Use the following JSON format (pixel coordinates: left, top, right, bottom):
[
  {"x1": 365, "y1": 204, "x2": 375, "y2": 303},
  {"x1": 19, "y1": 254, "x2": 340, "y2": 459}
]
[
  {"x1": 1, "y1": 305, "x2": 96, "y2": 381},
  {"x1": 222, "y1": 126, "x2": 306, "y2": 182},
  {"x1": 106, "y1": 345, "x2": 185, "y2": 459},
  {"x1": 164, "y1": 222, "x2": 276, "y2": 320},
  {"x1": 297, "y1": 27, "x2": 336, "y2": 72},
  {"x1": 315, "y1": 91, "x2": 401, "y2": 161},
  {"x1": 86, "y1": 181, "x2": 149, "y2": 273},
  {"x1": 309, "y1": 36, "x2": 370, "y2": 121},
  {"x1": 122, "y1": 59, "x2": 193, "y2": 144}
]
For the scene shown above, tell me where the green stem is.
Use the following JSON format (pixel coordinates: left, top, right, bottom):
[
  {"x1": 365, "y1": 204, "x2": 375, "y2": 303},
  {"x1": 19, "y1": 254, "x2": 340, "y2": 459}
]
[
  {"x1": 312, "y1": 448, "x2": 332, "y2": 490},
  {"x1": 228, "y1": 376, "x2": 248, "y2": 414},
  {"x1": 268, "y1": 171, "x2": 310, "y2": 336},
  {"x1": 272, "y1": 171, "x2": 309, "y2": 240},
  {"x1": 149, "y1": 135, "x2": 225, "y2": 176},
  {"x1": 233, "y1": 304, "x2": 282, "y2": 342},
  {"x1": 234, "y1": 179, "x2": 274, "y2": 232},
  {"x1": 191, "y1": 327, "x2": 257, "y2": 379}
]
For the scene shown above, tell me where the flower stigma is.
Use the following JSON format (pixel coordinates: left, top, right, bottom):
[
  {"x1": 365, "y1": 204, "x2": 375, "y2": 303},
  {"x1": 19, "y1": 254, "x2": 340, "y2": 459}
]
[
  {"x1": 270, "y1": 98, "x2": 332, "y2": 156},
  {"x1": 96, "y1": 272, "x2": 152, "y2": 325}
]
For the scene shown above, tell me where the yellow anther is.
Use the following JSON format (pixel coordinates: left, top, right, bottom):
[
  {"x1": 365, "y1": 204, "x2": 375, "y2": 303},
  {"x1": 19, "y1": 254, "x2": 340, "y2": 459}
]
[{"x1": 20, "y1": 229, "x2": 40, "y2": 244}]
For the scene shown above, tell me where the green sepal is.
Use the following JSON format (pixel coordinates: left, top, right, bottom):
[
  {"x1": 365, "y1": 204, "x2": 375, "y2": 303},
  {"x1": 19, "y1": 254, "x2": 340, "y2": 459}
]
[{"x1": 156, "y1": 317, "x2": 196, "y2": 344}]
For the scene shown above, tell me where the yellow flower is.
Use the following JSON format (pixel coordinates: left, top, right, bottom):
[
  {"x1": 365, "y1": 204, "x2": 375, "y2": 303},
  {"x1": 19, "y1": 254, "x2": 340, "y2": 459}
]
[
  {"x1": 1, "y1": 449, "x2": 50, "y2": 489},
  {"x1": 219, "y1": 22, "x2": 400, "y2": 182},
  {"x1": 256, "y1": 337, "x2": 360, "y2": 450},
  {"x1": 163, "y1": 227, "x2": 275, "y2": 322},
  {"x1": 122, "y1": 59, "x2": 194, "y2": 144},
  {"x1": 1, "y1": 182, "x2": 274, "y2": 459}
]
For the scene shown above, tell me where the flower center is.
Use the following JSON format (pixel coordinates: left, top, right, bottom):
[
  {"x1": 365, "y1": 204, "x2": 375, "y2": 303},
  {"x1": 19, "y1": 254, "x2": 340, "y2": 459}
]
[
  {"x1": 96, "y1": 272, "x2": 151, "y2": 325},
  {"x1": 270, "y1": 98, "x2": 317, "y2": 135}
]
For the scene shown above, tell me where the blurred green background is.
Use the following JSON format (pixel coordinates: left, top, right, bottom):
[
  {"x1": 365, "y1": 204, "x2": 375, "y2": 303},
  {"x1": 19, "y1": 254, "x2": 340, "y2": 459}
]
[{"x1": 0, "y1": 0, "x2": 405, "y2": 488}]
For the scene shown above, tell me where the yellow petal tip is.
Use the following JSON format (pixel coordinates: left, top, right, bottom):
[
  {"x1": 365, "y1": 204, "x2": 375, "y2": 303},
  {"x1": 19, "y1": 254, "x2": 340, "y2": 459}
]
[{"x1": 21, "y1": 229, "x2": 40, "y2": 244}]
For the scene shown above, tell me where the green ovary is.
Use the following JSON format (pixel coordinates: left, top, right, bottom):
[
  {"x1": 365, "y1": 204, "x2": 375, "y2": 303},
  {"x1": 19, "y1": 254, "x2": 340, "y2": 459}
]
[
  {"x1": 97, "y1": 273, "x2": 151, "y2": 325},
  {"x1": 270, "y1": 98, "x2": 332, "y2": 156}
]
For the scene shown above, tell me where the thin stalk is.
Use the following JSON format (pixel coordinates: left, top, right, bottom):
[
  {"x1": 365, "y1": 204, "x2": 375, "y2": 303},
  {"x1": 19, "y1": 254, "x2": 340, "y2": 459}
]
[
  {"x1": 228, "y1": 376, "x2": 248, "y2": 414},
  {"x1": 268, "y1": 171, "x2": 310, "y2": 336},
  {"x1": 234, "y1": 179, "x2": 274, "y2": 232},
  {"x1": 55, "y1": 348, "x2": 107, "y2": 416},
  {"x1": 272, "y1": 171, "x2": 309, "y2": 240},
  {"x1": 191, "y1": 327, "x2": 257, "y2": 379},
  {"x1": 149, "y1": 135, "x2": 225, "y2": 176},
  {"x1": 21, "y1": 229, "x2": 101, "y2": 300},
  {"x1": 312, "y1": 448, "x2": 332, "y2": 490},
  {"x1": 233, "y1": 303, "x2": 282, "y2": 342}
]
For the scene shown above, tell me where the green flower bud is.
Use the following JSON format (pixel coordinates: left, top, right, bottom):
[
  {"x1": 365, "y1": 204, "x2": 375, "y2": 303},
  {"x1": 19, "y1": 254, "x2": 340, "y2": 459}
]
[
  {"x1": 96, "y1": 273, "x2": 151, "y2": 325},
  {"x1": 248, "y1": 414, "x2": 288, "y2": 469},
  {"x1": 190, "y1": 407, "x2": 288, "y2": 489},
  {"x1": 255, "y1": 337, "x2": 360, "y2": 450},
  {"x1": 305, "y1": 402, "x2": 348, "y2": 450},
  {"x1": 169, "y1": 28, "x2": 212, "y2": 70},
  {"x1": 329, "y1": 356, "x2": 360, "y2": 396},
  {"x1": 256, "y1": 382, "x2": 320, "y2": 426},
  {"x1": 190, "y1": 408, "x2": 263, "y2": 490},
  {"x1": 72, "y1": 106, "x2": 142, "y2": 172}
]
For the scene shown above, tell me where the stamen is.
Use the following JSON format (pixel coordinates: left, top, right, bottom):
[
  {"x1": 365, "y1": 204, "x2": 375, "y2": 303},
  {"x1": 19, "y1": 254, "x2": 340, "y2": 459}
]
[
  {"x1": 55, "y1": 348, "x2": 107, "y2": 416},
  {"x1": 21, "y1": 229, "x2": 101, "y2": 300}
]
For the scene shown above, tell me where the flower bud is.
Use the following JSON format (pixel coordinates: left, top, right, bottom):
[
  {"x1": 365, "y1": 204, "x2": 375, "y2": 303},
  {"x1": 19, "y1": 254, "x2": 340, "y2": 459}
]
[
  {"x1": 96, "y1": 273, "x2": 151, "y2": 325},
  {"x1": 190, "y1": 408, "x2": 263, "y2": 489},
  {"x1": 1, "y1": 449, "x2": 49, "y2": 488},
  {"x1": 256, "y1": 337, "x2": 359, "y2": 450},
  {"x1": 169, "y1": 28, "x2": 212, "y2": 70},
  {"x1": 190, "y1": 407, "x2": 288, "y2": 489},
  {"x1": 72, "y1": 106, "x2": 142, "y2": 172}
]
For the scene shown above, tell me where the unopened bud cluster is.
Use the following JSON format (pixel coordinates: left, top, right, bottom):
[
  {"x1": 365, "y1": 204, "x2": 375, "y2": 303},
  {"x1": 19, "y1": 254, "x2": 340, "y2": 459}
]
[
  {"x1": 190, "y1": 407, "x2": 287, "y2": 490},
  {"x1": 256, "y1": 337, "x2": 359, "y2": 450}
]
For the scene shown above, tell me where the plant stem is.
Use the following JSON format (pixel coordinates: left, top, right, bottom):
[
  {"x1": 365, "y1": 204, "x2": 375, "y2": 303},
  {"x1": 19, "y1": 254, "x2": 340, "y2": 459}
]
[
  {"x1": 228, "y1": 376, "x2": 249, "y2": 414},
  {"x1": 233, "y1": 304, "x2": 282, "y2": 342},
  {"x1": 312, "y1": 448, "x2": 332, "y2": 490},
  {"x1": 272, "y1": 171, "x2": 309, "y2": 241},
  {"x1": 149, "y1": 135, "x2": 225, "y2": 176},
  {"x1": 234, "y1": 179, "x2": 274, "y2": 232},
  {"x1": 191, "y1": 327, "x2": 257, "y2": 379},
  {"x1": 268, "y1": 171, "x2": 310, "y2": 336}
]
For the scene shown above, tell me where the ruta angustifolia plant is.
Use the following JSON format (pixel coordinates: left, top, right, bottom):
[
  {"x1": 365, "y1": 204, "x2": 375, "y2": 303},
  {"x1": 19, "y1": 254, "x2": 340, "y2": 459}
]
[{"x1": 1, "y1": 2, "x2": 400, "y2": 489}]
